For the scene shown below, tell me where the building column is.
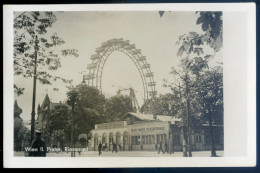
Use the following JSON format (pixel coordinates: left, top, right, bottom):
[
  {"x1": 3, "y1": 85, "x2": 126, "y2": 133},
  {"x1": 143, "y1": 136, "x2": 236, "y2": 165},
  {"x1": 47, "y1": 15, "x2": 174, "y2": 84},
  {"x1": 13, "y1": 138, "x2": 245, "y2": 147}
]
[
  {"x1": 91, "y1": 137, "x2": 94, "y2": 151},
  {"x1": 120, "y1": 135, "x2": 123, "y2": 145},
  {"x1": 98, "y1": 136, "x2": 102, "y2": 145},
  {"x1": 140, "y1": 135, "x2": 142, "y2": 150}
]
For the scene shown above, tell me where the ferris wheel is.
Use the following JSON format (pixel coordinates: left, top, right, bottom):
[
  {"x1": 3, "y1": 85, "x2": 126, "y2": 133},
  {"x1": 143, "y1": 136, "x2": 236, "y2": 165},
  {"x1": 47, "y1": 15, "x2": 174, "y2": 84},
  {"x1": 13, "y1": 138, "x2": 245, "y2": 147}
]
[{"x1": 83, "y1": 38, "x2": 157, "y2": 102}]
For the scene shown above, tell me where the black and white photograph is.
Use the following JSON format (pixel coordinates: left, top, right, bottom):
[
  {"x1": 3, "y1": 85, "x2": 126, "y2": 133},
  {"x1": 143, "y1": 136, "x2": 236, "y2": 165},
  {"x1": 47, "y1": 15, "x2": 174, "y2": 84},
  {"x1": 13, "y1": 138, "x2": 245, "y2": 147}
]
[{"x1": 4, "y1": 4, "x2": 256, "y2": 167}]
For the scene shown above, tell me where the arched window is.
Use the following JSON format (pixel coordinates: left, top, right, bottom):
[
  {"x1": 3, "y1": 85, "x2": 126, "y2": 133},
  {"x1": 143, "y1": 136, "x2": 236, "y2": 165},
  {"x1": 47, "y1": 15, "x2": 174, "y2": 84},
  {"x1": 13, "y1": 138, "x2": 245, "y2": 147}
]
[
  {"x1": 109, "y1": 132, "x2": 114, "y2": 145},
  {"x1": 102, "y1": 133, "x2": 107, "y2": 144},
  {"x1": 94, "y1": 133, "x2": 98, "y2": 146},
  {"x1": 116, "y1": 132, "x2": 121, "y2": 145},
  {"x1": 123, "y1": 131, "x2": 129, "y2": 145}
]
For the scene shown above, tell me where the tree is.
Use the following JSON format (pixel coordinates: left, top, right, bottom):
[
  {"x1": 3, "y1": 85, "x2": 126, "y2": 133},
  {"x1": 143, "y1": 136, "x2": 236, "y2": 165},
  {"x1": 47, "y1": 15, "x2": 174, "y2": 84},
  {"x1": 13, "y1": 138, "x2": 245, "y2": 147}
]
[
  {"x1": 140, "y1": 93, "x2": 183, "y2": 117},
  {"x1": 173, "y1": 12, "x2": 223, "y2": 157},
  {"x1": 193, "y1": 66, "x2": 223, "y2": 156},
  {"x1": 50, "y1": 129, "x2": 66, "y2": 148},
  {"x1": 105, "y1": 95, "x2": 134, "y2": 122},
  {"x1": 48, "y1": 104, "x2": 71, "y2": 143},
  {"x1": 66, "y1": 86, "x2": 79, "y2": 157},
  {"x1": 14, "y1": 116, "x2": 23, "y2": 151},
  {"x1": 158, "y1": 10, "x2": 223, "y2": 157},
  {"x1": 75, "y1": 84, "x2": 105, "y2": 115},
  {"x1": 66, "y1": 84, "x2": 106, "y2": 151},
  {"x1": 14, "y1": 100, "x2": 24, "y2": 151},
  {"x1": 14, "y1": 11, "x2": 79, "y2": 142}
]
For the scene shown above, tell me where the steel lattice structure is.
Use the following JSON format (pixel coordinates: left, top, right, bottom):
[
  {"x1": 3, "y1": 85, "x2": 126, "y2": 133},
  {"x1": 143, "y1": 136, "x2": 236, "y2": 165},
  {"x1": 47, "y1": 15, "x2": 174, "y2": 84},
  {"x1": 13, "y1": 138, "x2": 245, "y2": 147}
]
[{"x1": 83, "y1": 38, "x2": 157, "y2": 101}]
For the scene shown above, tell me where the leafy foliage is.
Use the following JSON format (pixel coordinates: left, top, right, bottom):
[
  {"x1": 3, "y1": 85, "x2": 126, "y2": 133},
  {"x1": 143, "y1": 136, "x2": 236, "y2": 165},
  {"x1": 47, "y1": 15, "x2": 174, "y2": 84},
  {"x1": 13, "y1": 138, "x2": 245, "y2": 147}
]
[
  {"x1": 66, "y1": 84, "x2": 106, "y2": 135},
  {"x1": 48, "y1": 104, "x2": 71, "y2": 134},
  {"x1": 13, "y1": 11, "x2": 79, "y2": 95},
  {"x1": 105, "y1": 95, "x2": 134, "y2": 122},
  {"x1": 196, "y1": 12, "x2": 223, "y2": 51},
  {"x1": 140, "y1": 93, "x2": 183, "y2": 118},
  {"x1": 166, "y1": 11, "x2": 223, "y2": 156},
  {"x1": 73, "y1": 84, "x2": 106, "y2": 115},
  {"x1": 193, "y1": 66, "x2": 223, "y2": 125},
  {"x1": 14, "y1": 84, "x2": 25, "y2": 96}
]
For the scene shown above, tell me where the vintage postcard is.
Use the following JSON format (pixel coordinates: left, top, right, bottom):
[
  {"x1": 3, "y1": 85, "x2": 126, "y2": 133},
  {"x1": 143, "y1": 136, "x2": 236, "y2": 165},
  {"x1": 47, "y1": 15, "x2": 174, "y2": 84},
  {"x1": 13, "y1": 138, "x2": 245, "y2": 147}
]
[{"x1": 3, "y1": 3, "x2": 256, "y2": 167}]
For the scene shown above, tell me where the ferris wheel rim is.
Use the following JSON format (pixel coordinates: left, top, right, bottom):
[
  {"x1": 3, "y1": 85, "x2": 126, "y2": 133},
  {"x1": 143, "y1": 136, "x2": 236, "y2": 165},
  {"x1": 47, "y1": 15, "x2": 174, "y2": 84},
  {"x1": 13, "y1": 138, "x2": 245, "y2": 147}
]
[{"x1": 85, "y1": 38, "x2": 157, "y2": 102}]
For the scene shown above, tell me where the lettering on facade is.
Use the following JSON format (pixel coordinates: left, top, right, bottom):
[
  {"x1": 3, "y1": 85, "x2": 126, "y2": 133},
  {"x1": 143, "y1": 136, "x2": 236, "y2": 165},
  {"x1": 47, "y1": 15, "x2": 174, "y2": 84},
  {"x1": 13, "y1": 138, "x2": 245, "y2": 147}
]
[
  {"x1": 97, "y1": 121, "x2": 125, "y2": 129},
  {"x1": 131, "y1": 126, "x2": 165, "y2": 132}
]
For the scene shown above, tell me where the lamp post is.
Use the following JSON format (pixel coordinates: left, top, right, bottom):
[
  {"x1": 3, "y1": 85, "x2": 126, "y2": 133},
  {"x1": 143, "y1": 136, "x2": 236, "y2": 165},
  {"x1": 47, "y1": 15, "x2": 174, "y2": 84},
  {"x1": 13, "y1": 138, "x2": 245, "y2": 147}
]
[{"x1": 30, "y1": 35, "x2": 39, "y2": 143}]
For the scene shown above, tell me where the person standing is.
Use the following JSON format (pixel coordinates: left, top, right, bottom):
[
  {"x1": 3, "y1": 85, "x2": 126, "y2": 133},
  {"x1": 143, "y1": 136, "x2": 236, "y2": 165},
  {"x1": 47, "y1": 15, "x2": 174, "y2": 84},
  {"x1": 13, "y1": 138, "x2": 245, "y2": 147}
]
[
  {"x1": 164, "y1": 142, "x2": 169, "y2": 154},
  {"x1": 98, "y1": 142, "x2": 102, "y2": 156},
  {"x1": 112, "y1": 142, "x2": 117, "y2": 153},
  {"x1": 158, "y1": 141, "x2": 163, "y2": 154},
  {"x1": 29, "y1": 130, "x2": 46, "y2": 157}
]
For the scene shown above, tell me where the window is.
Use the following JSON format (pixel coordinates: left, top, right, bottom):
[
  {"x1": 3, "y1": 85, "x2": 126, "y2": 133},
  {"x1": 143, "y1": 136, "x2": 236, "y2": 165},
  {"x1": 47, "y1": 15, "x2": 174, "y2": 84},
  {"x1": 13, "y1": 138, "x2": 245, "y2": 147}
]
[
  {"x1": 131, "y1": 136, "x2": 140, "y2": 145},
  {"x1": 174, "y1": 135, "x2": 180, "y2": 145},
  {"x1": 131, "y1": 136, "x2": 135, "y2": 145},
  {"x1": 102, "y1": 137, "x2": 106, "y2": 144},
  {"x1": 148, "y1": 135, "x2": 152, "y2": 144},
  {"x1": 141, "y1": 136, "x2": 144, "y2": 145},
  {"x1": 157, "y1": 134, "x2": 160, "y2": 144},
  {"x1": 163, "y1": 134, "x2": 166, "y2": 142},
  {"x1": 196, "y1": 135, "x2": 201, "y2": 143},
  {"x1": 205, "y1": 135, "x2": 210, "y2": 145},
  {"x1": 215, "y1": 135, "x2": 221, "y2": 145}
]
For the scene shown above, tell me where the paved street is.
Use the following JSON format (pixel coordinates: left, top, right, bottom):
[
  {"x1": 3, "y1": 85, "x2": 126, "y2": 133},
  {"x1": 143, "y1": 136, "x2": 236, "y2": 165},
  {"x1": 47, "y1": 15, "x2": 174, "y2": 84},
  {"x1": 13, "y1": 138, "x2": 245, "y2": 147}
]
[{"x1": 14, "y1": 150, "x2": 224, "y2": 157}]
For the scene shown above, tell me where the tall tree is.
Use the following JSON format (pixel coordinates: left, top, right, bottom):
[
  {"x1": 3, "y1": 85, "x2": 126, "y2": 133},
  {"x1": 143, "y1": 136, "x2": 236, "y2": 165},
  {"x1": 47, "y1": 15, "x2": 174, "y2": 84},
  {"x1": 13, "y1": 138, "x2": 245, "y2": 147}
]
[
  {"x1": 66, "y1": 86, "x2": 79, "y2": 157},
  {"x1": 14, "y1": 11, "x2": 78, "y2": 142},
  {"x1": 66, "y1": 84, "x2": 106, "y2": 142},
  {"x1": 172, "y1": 11, "x2": 223, "y2": 157}
]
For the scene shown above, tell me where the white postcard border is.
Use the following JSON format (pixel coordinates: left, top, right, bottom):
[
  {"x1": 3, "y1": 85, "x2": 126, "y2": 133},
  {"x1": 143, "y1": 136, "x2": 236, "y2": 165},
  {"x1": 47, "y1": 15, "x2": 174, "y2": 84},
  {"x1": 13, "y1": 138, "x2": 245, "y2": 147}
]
[{"x1": 3, "y1": 3, "x2": 256, "y2": 168}]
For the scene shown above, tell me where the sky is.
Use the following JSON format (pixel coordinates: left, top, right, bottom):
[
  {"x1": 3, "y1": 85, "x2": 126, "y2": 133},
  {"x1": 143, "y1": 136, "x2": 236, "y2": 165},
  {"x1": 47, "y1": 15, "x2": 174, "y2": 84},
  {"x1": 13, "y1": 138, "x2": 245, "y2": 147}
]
[{"x1": 14, "y1": 11, "x2": 222, "y2": 122}]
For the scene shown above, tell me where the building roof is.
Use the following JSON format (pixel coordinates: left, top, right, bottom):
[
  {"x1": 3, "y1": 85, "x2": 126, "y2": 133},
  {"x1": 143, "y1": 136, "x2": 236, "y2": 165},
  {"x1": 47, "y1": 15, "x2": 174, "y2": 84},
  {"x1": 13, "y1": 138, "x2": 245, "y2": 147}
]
[
  {"x1": 41, "y1": 94, "x2": 51, "y2": 109},
  {"x1": 126, "y1": 112, "x2": 181, "y2": 124},
  {"x1": 39, "y1": 94, "x2": 62, "y2": 110},
  {"x1": 156, "y1": 115, "x2": 181, "y2": 124},
  {"x1": 50, "y1": 102, "x2": 61, "y2": 110},
  {"x1": 127, "y1": 112, "x2": 154, "y2": 121}
]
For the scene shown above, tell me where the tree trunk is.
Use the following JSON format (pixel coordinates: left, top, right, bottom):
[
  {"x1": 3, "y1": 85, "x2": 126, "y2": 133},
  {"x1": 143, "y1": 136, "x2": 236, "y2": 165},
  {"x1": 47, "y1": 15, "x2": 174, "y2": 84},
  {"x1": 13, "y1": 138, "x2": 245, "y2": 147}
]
[
  {"x1": 209, "y1": 115, "x2": 217, "y2": 157},
  {"x1": 185, "y1": 76, "x2": 192, "y2": 157},
  {"x1": 187, "y1": 98, "x2": 192, "y2": 157},
  {"x1": 71, "y1": 103, "x2": 75, "y2": 157},
  {"x1": 182, "y1": 125, "x2": 188, "y2": 157}
]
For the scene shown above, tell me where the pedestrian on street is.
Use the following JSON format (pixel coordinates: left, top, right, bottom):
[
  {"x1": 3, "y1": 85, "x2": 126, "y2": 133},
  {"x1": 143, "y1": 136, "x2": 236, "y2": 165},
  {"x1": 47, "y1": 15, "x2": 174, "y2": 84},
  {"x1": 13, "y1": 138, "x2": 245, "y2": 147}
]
[
  {"x1": 112, "y1": 142, "x2": 117, "y2": 153},
  {"x1": 98, "y1": 142, "x2": 102, "y2": 156},
  {"x1": 164, "y1": 142, "x2": 169, "y2": 154},
  {"x1": 158, "y1": 141, "x2": 163, "y2": 154},
  {"x1": 170, "y1": 143, "x2": 174, "y2": 154},
  {"x1": 29, "y1": 130, "x2": 46, "y2": 157}
]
